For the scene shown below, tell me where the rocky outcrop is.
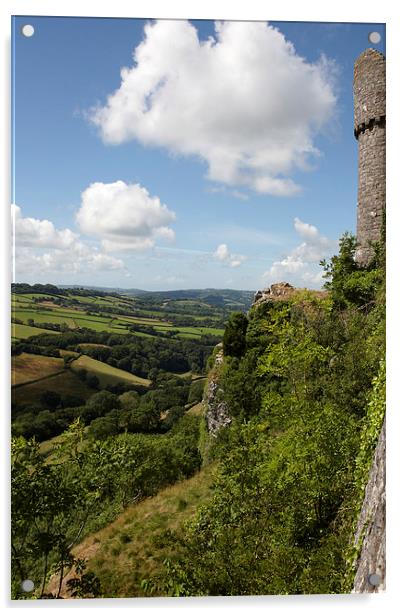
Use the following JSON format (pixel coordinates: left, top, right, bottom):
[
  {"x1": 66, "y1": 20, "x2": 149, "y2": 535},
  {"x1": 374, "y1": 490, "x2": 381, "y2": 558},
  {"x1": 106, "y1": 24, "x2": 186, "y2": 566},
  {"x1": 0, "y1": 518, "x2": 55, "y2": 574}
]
[
  {"x1": 204, "y1": 345, "x2": 231, "y2": 437},
  {"x1": 253, "y1": 282, "x2": 328, "y2": 309},
  {"x1": 352, "y1": 418, "x2": 386, "y2": 592},
  {"x1": 253, "y1": 282, "x2": 295, "y2": 305}
]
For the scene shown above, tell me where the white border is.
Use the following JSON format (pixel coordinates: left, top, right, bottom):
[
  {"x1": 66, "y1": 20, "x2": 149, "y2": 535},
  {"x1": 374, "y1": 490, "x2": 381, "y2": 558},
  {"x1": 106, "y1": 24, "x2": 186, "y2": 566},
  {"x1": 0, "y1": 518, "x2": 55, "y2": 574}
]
[{"x1": 1, "y1": 1, "x2": 401, "y2": 614}]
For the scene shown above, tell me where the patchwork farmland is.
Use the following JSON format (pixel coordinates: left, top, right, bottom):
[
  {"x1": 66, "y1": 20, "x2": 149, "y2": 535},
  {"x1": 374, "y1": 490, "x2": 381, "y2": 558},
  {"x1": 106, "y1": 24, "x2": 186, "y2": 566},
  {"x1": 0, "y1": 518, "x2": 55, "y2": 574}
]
[
  {"x1": 11, "y1": 288, "x2": 227, "y2": 340},
  {"x1": 11, "y1": 285, "x2": 252, "y2": 432}
]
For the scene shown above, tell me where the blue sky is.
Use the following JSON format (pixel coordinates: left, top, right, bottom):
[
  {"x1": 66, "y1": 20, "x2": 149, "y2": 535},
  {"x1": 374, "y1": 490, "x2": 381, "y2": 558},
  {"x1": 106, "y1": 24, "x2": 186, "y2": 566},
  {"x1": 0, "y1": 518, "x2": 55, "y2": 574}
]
[{"x1": 12, "y1": 16, "x2": 385, "y2": 291}]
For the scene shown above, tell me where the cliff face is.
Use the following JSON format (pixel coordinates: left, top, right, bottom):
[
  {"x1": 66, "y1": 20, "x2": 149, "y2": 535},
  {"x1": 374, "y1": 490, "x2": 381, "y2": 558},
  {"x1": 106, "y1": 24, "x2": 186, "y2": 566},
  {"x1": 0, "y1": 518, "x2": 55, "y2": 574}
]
[
  {"x1": 203, "y1": 345, "x2": 231, "y2": 436},
  {"x1": 352, "y1": 418, "x2": 386, "y2": 592}
]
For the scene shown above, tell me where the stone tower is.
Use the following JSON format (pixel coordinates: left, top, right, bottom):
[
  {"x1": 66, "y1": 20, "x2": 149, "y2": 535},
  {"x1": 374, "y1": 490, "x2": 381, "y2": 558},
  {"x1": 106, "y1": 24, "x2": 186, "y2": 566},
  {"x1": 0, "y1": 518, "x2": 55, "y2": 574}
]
[{"x1": 353, "y1": 48, "x2": 386, "y2": 265}]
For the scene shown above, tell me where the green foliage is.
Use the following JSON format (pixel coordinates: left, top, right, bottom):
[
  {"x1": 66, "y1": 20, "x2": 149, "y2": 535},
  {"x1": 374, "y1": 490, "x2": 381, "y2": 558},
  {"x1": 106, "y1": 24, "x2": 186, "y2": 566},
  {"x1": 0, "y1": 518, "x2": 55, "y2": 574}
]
[
  {"x1": 11, "y1": 242, "x2": 385, "y2": 597},
  {"x1": 67, "y1": 565, "x2": 101, "y2": 598},
  {"x1": 222, "y1": 312, "x2": 248, "y2": 358},
  {"x1": 119, "y1": 390, "x2": 141, "y2": 410},
  {"x1": 11, "y1": 412, "x2": 202, "y2": 599},
  {"x1": 158, "y1": 234, "x2": 385, "y2": 596},
  {"x1": 343, "y1": 358, "x2": 386, "y2": 591},
  {"x1": 11, "y1": 422, "x2": 102, "y2": 599},
  {"x1": 40, "y1": 389, "x2": 61, "y2": 410},
  {"x1": 88, "y1": 415, "x2": 120, "y2": 440},
  {"x1": 354, "y1": 359, "x2": 386, "y2": 488},
  {"x1": 187, "y1": 379, "x2": 206, "y2": 405},
  {"x1": 320, "y1": 231, "x2": 385, "y2": 308},
  {"x1": 221, "y1": 351, "x2": 262, "y2": 421}
]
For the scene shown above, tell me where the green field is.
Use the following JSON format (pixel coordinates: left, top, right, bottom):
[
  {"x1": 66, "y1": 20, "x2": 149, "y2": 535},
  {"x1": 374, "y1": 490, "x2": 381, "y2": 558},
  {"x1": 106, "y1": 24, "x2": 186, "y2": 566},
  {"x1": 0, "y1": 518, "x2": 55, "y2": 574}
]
[
  {"x1": 11, "y1": 293, "x2": 30, "y2": 302},
  {"x1": 12, "y1": 323, "x2": 61, "y2": 339},
  {"x1": 70, "y1": 355, "x2": 151, "y2": 388},
  {"x1": 12, "y1": 309, "x2": 76, "y2": 328},
  {"x1": 18, "y1": 292, "x2": 65, "y2": 300},
  {"x1": 127, "y1": 307, "x2": 222, "y2": 323},
  {"x1": 12, "y1": 288, "x2": 225, "y2": 342},
  {"x1": 112, "y1": 315, "x2": 171, "y2": 326}
]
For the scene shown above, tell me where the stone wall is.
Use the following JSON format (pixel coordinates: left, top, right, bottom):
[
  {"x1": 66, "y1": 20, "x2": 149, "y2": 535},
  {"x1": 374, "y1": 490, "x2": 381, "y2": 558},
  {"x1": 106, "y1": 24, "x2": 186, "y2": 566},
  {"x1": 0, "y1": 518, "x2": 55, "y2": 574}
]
[
  {"x1": 354, "y1": 49, "x2": 386, "y2": 265},
  {"x1": 352, "y1": 418, "x2": 386, "y2": 592}
]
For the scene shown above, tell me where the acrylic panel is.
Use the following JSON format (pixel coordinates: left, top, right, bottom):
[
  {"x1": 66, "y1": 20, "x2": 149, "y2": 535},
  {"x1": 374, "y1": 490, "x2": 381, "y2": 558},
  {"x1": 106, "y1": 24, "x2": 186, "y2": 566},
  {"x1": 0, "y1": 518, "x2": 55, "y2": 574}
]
[{"x1": 11, "y1": 16, "x2": 386, "y2": 599}]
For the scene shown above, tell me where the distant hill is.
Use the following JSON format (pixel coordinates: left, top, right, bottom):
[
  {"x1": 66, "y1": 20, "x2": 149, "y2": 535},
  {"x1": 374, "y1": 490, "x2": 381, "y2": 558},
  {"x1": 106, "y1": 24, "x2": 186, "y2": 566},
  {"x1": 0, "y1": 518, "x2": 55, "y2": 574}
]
[
  {"x1": 58, "y1": 285, "x2": 148, "y2": 296},
  {"x1": 137, "y1": 289, "x2": 255, "y2": 310},
  {"x1": 12, "y1": 284, "x2": 255, "y2": 311}
]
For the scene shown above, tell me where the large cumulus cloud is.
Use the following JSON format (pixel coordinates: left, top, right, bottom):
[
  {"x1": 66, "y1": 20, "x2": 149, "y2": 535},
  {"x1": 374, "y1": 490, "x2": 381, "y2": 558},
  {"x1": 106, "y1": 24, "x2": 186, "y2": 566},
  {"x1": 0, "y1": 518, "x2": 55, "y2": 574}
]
[{"x1": 90, "y1": 20, "x2": 338, "y2": 196}]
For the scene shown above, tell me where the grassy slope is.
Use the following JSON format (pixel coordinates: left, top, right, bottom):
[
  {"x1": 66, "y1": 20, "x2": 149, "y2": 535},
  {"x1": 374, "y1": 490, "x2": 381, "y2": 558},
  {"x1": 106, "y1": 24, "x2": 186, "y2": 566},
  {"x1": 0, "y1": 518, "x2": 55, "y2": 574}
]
[
  {"x1": 186, "y1": 402, "x2": 204, "y2": 416},
  {"x1": 70, "y1": 355, "x2": 151, "y2": 387},
  {"x1": 12, "y1": 370, "x2": 95, "y2": 407},
  {"x1": 48, "y1": 465, "x2": 215, "y2": 598},
  {"x1": 12, "y1": 323, "x2": 61, "y2": 339},
  {"x1": 12, "y1": 353, "x2": 64, "y2": 386},
  {"x1": 12, "y1": 310, "x2": 76, "y2": 328}
]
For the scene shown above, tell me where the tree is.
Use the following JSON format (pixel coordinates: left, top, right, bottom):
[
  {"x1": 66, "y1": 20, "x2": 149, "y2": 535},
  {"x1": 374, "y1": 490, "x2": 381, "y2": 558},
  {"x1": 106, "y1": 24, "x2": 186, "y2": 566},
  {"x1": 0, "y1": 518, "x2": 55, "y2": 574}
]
[
  {"x1": 11, "y1": 425, "x2": 102, "y2": 599},
  {"x1": 83, "y1": 390, "x2": 119, "y2": 421},
  {"x1": 222, "y1": 312, "x2": 248, "y2": 358},
  {"x1": 320, "y1": 232, "x2": 384, "y2": 308},
  {"x1": 61, "y1": 394, "x2": 85, "y2": 408},
  {"x1": 40, "y1": 390, "x2": 61, "y2": 410},
  {"x1": 119, "y1": 390, "x2": 140, "y2": 411},
  {"x1": 88, "y1": 416, "x2": 119, "y2": 440},
  {"x1": 86, "y1": 375, "x2": 100, "y2": 390}
]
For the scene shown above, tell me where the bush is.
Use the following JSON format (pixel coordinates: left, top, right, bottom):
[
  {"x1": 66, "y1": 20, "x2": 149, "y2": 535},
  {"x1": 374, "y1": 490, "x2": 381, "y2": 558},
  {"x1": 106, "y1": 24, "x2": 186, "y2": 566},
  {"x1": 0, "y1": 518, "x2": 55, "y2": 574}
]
[
  {"x1": 40, "y1": 390, "x2": 61, "y2": 410},
  {"x1": 88, "y1": 416, "x2": 119, "y2": 440},
  {"x1": 83, "y1": 391, "x2": 120, "y2": 422},
  {"x1": 187, "y1": 379, "x2": 205, "y2": 405},
  {"x1": 222, "y1": 312, "x2": 248, "y2": 358}
]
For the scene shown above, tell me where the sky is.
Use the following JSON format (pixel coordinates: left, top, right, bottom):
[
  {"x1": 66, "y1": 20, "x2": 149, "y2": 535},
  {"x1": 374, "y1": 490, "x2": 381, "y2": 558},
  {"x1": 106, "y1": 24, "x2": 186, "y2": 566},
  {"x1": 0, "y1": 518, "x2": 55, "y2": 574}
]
[{"x1": 11, "y1": 16, "x2": 385, "y2": 291}]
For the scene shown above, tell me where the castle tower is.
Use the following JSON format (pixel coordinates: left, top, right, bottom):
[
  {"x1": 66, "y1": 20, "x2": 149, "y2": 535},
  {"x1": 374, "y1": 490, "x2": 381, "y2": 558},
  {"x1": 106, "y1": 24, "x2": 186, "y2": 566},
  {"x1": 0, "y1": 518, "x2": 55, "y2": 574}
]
[{"x1": 353, "y1": 48, "x2": 386, "y2": 265}]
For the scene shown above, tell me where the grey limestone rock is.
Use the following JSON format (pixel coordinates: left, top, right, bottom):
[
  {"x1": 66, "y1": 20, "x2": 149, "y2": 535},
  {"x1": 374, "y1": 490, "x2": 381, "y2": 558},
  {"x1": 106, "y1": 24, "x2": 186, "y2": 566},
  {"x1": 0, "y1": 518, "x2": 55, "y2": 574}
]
[{"x1": 352, "y1": 418, "x2": 386, "y2": 592}]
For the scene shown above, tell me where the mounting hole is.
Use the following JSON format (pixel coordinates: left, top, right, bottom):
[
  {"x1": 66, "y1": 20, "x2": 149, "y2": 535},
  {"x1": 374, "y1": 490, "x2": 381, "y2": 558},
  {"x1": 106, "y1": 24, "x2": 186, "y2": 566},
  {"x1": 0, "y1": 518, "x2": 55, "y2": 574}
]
[
  {"x1": 368, "y1": 32, "x2": 381, "y2": 45},
  {"x1": 21, "y1": 24, "x2": 35, "y2": 38},
  {"x1": 368, "y1": 573, "x2": 381, "y2": 586},
  {"x1": 21, "y1": 579, "x2": 35, "y2": 592}
]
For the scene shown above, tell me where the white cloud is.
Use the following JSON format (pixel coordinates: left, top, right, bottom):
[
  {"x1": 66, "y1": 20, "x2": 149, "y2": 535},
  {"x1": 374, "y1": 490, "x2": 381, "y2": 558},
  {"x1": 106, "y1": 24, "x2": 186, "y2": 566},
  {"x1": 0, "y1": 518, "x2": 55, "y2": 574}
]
[
  {"x1": 205, "y1": 186, "x2": 249, "y2": 201},
  {"x1": 12, "y1": 204, "x2": 125, "y2": 277},
  {"x1": 294, "y1": 217, "x2": 320, "y2": 241},
  {"x1": 12, "y1": 204, "x2": 78, "y2": 248},
  {"x1": 230, "y1": 190, "x2": 249, "y2": 202},
  {"x1": 213, "y1": 243, "x2": 246, "y2": 268},
  {"x1": 90, "y1": 20, "x2": 337, "y2": 196},
  {"x1": 263, "y1": 217, "x2": 336, "y2": 287},
  {"x1": 76, "y1": 180, "x2": 176, "y2": 252},
  {"x1": 14, "y1": 242, "x2": 124, "y2": 277}
]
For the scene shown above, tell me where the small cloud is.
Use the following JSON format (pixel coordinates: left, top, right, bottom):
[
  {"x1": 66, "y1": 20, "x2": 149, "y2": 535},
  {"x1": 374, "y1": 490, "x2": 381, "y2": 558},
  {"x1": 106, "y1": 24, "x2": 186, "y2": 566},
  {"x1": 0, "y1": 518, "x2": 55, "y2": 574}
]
[
  {"x1": 230, "y1": 190, "x2": 249, "y2": 201},
  {"x1": 205, "y1": 186, "x2": 226, "y2": 195},
  {"x1": 213, "y1": 243, "x2": 246, "y2": 268},
  {"x1": 262, "y1": 217, "x2": 337, "y2": 288},
  {"x1": 76, "y1": 180, "x2": 176, "y2": 252}
]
